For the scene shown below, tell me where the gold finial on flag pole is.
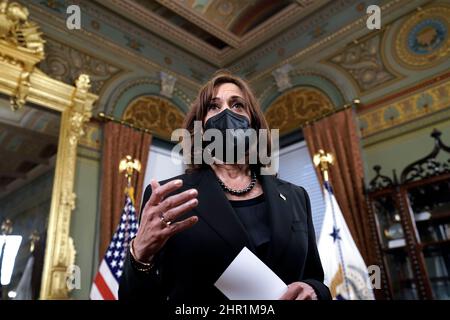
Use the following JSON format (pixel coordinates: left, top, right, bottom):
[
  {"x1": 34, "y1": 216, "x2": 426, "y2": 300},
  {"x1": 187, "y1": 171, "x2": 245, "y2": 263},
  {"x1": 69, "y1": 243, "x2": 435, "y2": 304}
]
[
  {"x1": 313, "y1": 149, "x2": 334, "y2": 182},
  {"x1": 29, "y1": 231, "x2": 40, "y2": 253},
  {"x1": 1, "y1": 218, "x2": 13, "y2": 235},
  {"x1": 119, "y1": 155, "x2": 141, "y2": 204}
]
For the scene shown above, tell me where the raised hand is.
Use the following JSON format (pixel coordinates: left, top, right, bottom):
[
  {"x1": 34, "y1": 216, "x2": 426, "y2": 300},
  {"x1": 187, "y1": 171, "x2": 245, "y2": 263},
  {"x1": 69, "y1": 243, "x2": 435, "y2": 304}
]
[{"x1": 132, "y1": 179, "x2": 199, "y2": 262}]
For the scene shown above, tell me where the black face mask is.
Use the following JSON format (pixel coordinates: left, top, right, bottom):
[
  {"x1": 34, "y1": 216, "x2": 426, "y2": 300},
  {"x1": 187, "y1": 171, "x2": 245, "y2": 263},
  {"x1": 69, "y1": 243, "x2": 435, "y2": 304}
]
[{"x1": 203, "y1": 109, "x2": 253, "y2": 163}]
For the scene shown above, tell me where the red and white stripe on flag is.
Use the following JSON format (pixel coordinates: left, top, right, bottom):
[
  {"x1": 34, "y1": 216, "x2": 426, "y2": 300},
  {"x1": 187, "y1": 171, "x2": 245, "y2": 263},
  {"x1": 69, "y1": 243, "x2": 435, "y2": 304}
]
[
  {"x1": 90, "y1": 260, "x2": 119, "y2": 300},
  {"x1": 90, "y1": 195, "x2": 138, "y2": 300}
]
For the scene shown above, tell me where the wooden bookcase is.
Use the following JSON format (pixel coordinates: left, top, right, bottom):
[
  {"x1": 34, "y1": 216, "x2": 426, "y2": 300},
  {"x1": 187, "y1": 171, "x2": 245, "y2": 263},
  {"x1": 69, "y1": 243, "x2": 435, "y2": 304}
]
[{"x1": 366, "y1": 129, "x2": 450, "y2": 300}]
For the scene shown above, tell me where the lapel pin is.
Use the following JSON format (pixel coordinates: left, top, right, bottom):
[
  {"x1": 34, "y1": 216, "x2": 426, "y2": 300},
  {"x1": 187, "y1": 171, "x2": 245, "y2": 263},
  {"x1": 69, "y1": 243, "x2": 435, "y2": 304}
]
[{"x1": 279, "y1": 193, "x2": 286, "y2": 201}]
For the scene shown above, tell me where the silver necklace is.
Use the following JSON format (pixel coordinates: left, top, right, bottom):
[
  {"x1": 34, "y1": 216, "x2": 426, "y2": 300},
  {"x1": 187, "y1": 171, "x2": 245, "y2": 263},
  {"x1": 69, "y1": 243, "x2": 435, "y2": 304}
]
[{"x1": 217, "y1": 171, "x2": 257, "y2": 196}]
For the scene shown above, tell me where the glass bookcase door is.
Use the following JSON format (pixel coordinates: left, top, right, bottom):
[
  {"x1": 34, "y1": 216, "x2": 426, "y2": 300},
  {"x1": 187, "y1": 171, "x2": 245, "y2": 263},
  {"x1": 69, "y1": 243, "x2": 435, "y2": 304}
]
[
  {"x1": 407, "y1": 179, "x2": 450, "y2": 299},
  {"x1": 372, "y1": 195, "x2": 406, "y2": 249},
  {"x1": 372, "y1": 194, "x2": 418, "y2": 299},
  {"x1": 422, "y1": 244, "x2": 450, "y2": 299},
  {"x1": 385, "y1": 248, "x2": 419, "y2": 299}
]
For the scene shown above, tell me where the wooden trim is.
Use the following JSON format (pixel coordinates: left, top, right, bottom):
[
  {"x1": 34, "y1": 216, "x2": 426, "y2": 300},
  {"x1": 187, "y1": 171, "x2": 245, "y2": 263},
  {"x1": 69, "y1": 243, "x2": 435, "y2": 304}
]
[
  {"x1": 396, "y1": 186, "x2": 434, "y2": 299},
  {"x1": 365, "y1": 193, "x2": 393, "y2": 299}
]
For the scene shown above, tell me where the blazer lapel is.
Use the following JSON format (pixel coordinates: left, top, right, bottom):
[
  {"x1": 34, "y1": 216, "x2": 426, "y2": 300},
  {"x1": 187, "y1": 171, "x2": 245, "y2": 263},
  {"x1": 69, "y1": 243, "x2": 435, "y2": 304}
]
[
  {"x1": 193, "y1": 167, "x2": 255, "y2": 254},
  {"x1": 259, "y1": 174, "x2": 294, "y2": 268}
]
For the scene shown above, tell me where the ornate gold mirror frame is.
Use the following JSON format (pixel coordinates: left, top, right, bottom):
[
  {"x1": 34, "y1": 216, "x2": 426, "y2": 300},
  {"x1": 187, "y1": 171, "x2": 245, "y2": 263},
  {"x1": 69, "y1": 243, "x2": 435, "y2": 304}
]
[{"x1": 0, "y1": 1, "x2": 98, "y2": 299}]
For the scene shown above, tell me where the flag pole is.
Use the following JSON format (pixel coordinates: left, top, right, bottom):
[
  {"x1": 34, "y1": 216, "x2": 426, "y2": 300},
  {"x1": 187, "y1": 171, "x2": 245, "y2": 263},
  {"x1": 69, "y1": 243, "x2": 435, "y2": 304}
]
[
  {"x1": 313, "y1": 149, "x2": 352, "y2": 299},
  {"x1": 91, "y1": 156, "x2": 142, "y2": 300},
  {"x1": 119, "y1": 155, "x2": 142, "y2": 205}
]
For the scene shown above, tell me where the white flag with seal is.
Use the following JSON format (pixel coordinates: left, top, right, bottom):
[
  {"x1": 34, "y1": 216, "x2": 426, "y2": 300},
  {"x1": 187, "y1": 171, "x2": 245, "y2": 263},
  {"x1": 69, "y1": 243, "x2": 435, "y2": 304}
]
[{"x1": 318, "y1": 182, "x2": 374, "y2": 300}]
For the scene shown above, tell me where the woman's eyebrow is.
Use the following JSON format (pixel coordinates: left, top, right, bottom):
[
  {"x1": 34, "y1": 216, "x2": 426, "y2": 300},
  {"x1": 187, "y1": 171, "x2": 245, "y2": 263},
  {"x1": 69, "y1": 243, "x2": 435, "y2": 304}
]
[{"x1": 210, "y1": 95, "x2": 244, "y2": 102}]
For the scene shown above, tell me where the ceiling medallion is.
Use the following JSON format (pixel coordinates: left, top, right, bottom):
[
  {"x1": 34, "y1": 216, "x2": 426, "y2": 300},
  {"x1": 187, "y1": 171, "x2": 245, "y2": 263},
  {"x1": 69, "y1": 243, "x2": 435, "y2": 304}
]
[
  {"x1": 394, "y1": 5, "x2": 450, "y2": 69},
  {"x1": 218, "y1": 1, "x2": 234, "y2": 16}
]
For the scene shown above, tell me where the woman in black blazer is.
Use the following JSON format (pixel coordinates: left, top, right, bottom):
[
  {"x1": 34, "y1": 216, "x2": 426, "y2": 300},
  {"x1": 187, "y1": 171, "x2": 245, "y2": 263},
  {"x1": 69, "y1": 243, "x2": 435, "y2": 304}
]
[{"x1": 119, "y1": 72, "x2": 331, "y2": 302}]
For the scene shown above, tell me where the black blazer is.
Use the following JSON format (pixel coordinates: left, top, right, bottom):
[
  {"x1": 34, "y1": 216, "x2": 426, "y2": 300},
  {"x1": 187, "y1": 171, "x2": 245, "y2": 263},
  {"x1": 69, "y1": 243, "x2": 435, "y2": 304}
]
[{"x1": 119, "y1": 167, "x2": 331, "y2": 302}]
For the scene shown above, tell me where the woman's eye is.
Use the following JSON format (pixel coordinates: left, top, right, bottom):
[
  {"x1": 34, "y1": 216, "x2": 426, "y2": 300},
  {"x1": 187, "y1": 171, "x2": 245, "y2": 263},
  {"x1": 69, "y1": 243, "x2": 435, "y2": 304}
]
[
  {"x1": 208, "y1": 104, "x2": 219, "y2": 110},
  {"x1": 232, "y1": 103, "x2": 244, "y2": 109}
]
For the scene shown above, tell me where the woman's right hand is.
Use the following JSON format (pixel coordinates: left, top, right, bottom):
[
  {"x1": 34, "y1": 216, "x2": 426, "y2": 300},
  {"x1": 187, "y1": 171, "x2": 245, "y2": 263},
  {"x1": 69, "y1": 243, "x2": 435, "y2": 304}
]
[{"x1": 132, "y1": 179, "x2": 199, "y2": 262}]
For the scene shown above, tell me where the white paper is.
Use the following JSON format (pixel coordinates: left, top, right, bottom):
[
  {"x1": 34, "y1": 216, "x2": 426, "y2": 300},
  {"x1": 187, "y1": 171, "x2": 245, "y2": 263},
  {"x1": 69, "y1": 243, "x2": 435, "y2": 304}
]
[{"x1": 214, "y1": 247, "x2": 288, "y2": 300}]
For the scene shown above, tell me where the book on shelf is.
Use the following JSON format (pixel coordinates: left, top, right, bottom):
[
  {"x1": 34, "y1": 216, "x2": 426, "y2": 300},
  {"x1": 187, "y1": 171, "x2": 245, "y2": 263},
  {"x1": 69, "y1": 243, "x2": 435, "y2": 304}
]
[
  {"x1": 445, "y1": 224, "x2": 450, "y2": 239},
  {"x1": 414, "y1": 211, "x2": 431, "y2": 221},
  {"x1": 388, "y1": 238, "x2": 406, "y2": 248}
]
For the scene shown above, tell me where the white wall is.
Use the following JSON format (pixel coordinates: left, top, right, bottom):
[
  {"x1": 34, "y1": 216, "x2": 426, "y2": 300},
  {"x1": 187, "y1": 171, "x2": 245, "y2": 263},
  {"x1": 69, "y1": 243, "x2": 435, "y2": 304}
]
[
  {"x1": 141, "y1": 144, "x2": 184, "y2": 205},
  {"x1": 278, "y1": 141, "x2": 325, "y2": 239}
]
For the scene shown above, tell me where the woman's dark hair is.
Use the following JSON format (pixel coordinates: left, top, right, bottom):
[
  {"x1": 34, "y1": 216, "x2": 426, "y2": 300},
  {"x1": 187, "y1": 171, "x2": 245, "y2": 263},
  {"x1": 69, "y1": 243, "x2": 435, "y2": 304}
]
[{"x1": 182, "y1": 70, "x2": 272, "y2": 172}]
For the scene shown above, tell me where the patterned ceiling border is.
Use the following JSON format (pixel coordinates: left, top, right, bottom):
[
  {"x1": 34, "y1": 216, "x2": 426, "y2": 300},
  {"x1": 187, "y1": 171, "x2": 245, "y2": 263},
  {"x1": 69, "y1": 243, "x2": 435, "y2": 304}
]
[
  {"x1": 101, "y1": 0, "x2": 330, "y2": 65},
  {"x1": 151, "y1": 0, "x2": 242, "y2": 47},
  {"x1": 26, "y1": 0, "x2": 398, "y2": 83},
  {"x1": 358, "y1": 73, "x2": 450, "y2": 138},
  {"x1": 220, "y1": 1, "x2": 331, "y2": 63},
  {"x1": 70, "y1": 0, "x2": 217, "y2": 71},
  {"x1": 361, "y1": 107, "x2": 450, "y2": 148},
  {"x1": 359, "y1": 71, "x2": 450, "y2": 112},
  {"x1": 230, "y1": 0, "x2": 362, "y2": 77},
  {"x1": 245, "y1": 0, "x2": 407, "y2": 83},
  {"x1": 27, "y1": 0, "x2": 417, "y2": 89},
  {"x1": 69, "y1": 0, "x2": 217, "y2": 74},
  {"x1": 101, "y1": 0, "x2": 225, "y2": 63}
]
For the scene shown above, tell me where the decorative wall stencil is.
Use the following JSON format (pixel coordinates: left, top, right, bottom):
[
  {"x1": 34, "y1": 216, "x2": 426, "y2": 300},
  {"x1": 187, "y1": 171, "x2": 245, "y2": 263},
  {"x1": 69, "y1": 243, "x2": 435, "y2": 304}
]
[
  {"x1": 358, "y1": 78, "x2": 450, "y2": 138},
  {"x1": 38, "y1": 37, "x2": 122, "y2": 95},
  {"x1": 394, "y1": 5, "x2": 450, "y2": 69},
  {"x1": 264, "y1": 86, "x2": 335, "y2": 135},
  {"x1": 38, "y1": 0, "x2": 66, "y2": 13},
  {"x1": 124, "y1": 35, "x2": 143, "y2": 52},
  {"x1": 326, "y1": 33, "x2": 399, "y2": 93},
  {"x1": 122, "y1": 96, "x2": 185, "y2": 140}
]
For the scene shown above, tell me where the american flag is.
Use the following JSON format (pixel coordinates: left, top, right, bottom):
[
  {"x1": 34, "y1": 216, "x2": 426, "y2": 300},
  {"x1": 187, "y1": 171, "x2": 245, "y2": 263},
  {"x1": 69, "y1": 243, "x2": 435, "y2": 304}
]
[{"x1": 90, "y1": 194, "x2": 138, "y2": 300}]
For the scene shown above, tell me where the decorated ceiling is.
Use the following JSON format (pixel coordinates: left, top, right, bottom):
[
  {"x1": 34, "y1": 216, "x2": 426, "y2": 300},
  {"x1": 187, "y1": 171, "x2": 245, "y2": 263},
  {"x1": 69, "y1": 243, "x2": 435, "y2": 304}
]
[
  {"x1": 12, "y1": 0, "x2": 450, "y2": 143},
  {"x1": 100, "y1": 0, "x2": 329, "y2": 68}
]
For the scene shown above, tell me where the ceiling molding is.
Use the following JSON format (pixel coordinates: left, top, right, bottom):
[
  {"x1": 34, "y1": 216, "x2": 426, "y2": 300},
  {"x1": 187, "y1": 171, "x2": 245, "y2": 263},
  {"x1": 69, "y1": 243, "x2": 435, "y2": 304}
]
[
  {"x1": 24, "y1": 1, "x2": 205, "y2": 89},
  {"x1": 97, "y1": 0, "x2": 331, "y2": 66},
  {"x1": 96, "y1": 0, "x2": 224, "y2": 64},
  {"x1": 246, "y1": 0, "x2": 409, "y2": 83},
  {"x1": 220, "y1": 0, "x2": 331, "y2": 63},
  {"x1": 154, "y1": 0, "x2": 241, "y2": 47}
]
